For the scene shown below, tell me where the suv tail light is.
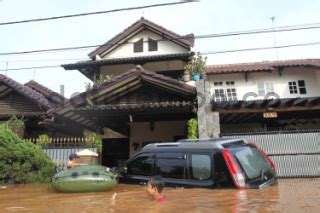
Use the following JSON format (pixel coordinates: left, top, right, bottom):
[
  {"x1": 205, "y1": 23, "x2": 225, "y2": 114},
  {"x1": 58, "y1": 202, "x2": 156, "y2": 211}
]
[
  {"x1": 221, "y1": 149, "x2": 247, "y2": 189},
  {"x1": 248, "y1": 142, "x2": 276, "y2": 172}
]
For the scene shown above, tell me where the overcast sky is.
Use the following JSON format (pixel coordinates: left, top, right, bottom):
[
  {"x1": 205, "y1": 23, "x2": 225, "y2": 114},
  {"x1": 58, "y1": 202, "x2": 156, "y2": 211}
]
[{"x1": 1, "y1": 0, "x2": 320, "y2": 97}]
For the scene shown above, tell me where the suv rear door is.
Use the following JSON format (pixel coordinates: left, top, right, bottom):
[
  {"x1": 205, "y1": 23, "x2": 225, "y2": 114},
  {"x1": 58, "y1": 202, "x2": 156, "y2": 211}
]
[{"x1": 225, "y1": 144, "x2": 276, "y2": 188}]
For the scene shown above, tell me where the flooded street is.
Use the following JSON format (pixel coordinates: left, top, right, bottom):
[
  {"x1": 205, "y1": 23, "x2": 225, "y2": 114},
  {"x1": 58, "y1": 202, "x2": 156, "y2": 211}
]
[{"x1": 0, "y1": 179, "x2": 319, "y2": 213}]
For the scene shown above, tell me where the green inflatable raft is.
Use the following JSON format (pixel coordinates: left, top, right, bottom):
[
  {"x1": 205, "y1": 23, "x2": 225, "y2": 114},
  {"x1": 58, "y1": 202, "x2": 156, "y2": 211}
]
[{"x1": 52, "y1": 165, "x2": 118, "y2": 193}]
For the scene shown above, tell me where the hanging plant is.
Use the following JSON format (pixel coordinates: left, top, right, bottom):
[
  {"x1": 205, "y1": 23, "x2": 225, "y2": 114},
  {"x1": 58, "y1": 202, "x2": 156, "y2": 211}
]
[{"x1": 187, "y1": 118, "x2": 198, "y2": 140}]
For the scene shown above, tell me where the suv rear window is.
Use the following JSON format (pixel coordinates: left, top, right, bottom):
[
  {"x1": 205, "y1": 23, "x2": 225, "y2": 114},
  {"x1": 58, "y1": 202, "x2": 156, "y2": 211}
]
[
  {"x1": 228, "y1": 145, "x2": 272, "y2": 181},
  {"x1": 190, "y1": 154, "x2": 211, "y2": 180}
]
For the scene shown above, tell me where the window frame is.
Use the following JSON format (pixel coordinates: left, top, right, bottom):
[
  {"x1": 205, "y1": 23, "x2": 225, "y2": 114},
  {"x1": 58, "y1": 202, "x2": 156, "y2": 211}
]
[
  {"x1": 288, "y1": 80, "x2": 307, "y2": 95},
  {"x1": 127, "y1": 153, "x2": 155, "y2": 176},
  {"x1": 212, "y1": 81, "x2": 237, "y2": 101},
  {"x1": 189, "y1": 153, "x2": 212, "y2": 181},
  {"x1": 133, "y1": 38, "x2": 143, "y2": 53},
  {"x1": 297, "y1": 80, "x2": 307, "y2": 94},
  {"x1": 148, "y1": 37, "x2": 158, "y2": 52},
  {"x1": 257, "y1": 81, "x2": 275, "y2": 96},
  {"x1": 155, "y1": 152, "x2": 188, "y2": 180}
]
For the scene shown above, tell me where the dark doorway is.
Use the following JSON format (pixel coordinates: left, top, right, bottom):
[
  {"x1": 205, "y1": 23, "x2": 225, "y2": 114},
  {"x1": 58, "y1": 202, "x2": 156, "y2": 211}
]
[{"x1": 102, "y1": 138, "x2": 129, "y2": 167}]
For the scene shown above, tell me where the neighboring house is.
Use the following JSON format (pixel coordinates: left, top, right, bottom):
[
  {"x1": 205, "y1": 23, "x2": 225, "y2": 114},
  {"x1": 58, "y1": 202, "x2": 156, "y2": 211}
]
[
  {"x1": 56, "y1": 17, "x2": 197, "y2": 166},
  {"x1": 199, "y1": 59, "x2": 320, "y2": 135},
  {"x1": 0, "y1": 75, "x2": 52, "y2": 137},
  {"x1": 24, "y1": 80, "x2": 66, "y2": 108}
]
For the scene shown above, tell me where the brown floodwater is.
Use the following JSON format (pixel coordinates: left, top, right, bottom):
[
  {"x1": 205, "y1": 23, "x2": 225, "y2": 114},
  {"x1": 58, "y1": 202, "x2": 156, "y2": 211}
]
[{"x1": 0, "y1": 179, "x2": 319, "y2": 213}]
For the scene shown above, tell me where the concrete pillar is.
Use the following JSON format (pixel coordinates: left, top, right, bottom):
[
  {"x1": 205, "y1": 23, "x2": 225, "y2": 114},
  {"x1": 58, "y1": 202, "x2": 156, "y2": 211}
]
[{"x1": 196, "y1": 80, "x2": 220, "y2": 138}]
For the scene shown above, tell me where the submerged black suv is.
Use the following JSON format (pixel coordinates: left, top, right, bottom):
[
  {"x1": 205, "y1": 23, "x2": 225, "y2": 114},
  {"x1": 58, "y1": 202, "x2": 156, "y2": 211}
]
[{"x1": 119, "y1": 138, "x2": 277, "y2": 189}]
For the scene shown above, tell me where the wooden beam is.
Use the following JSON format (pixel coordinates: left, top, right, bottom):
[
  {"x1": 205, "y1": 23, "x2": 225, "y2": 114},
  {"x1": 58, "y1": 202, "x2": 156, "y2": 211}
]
[
  {"x1": 243, "y1": 101, "x2": 255, "y2": 108},
  {"x1": 222, "y1": 113, "x2": 239, "y2": 123},
  {"x1": 215, "y1": 105, "x2": 320, "y2": 113},
  {"x1": 293, "y1": 98, "x2": 308, "y2": 106},
  {"x1": 267, "y1": 99, "x2": 281, "y2": 108}
]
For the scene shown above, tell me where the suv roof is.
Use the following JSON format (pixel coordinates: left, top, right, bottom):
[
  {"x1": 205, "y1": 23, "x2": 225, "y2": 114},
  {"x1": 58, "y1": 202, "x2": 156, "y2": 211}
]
[{"x1": 142, "y1": 138, "x2": 247, "y2": 150}]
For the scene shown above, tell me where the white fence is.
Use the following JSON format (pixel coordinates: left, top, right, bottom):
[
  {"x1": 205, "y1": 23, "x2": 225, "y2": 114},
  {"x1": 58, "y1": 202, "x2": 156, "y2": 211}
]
[{"x1": 222, "y1": 131, "x2": 320, "y2": 178}]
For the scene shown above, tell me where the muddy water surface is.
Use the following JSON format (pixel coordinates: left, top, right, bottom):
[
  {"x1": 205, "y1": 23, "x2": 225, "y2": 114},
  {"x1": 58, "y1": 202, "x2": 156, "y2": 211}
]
[{"x1": 0, "y1": 179, "x2": 319, "y2": 213}]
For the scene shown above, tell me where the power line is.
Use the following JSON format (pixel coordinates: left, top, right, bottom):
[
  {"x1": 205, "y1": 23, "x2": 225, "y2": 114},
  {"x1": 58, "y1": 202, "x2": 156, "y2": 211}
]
[
  {"x1": 1, "y1": 21, "x2": 320, "y2": 56},
  {"x1": 0, "y1": 1, "x2": 196, "y2": 26},
  {"x1": 0, "y1": 58, "x2": 88, "y2": 63},
  {"x1": 0, "y1": 65, "x2": 60, "y2": 71},
  {"x1": 201, "y1": 41, "x2": 320, "y2": 55},
  {"x1": 2, "y1": 40, "x2": 320, "y2": 72}
]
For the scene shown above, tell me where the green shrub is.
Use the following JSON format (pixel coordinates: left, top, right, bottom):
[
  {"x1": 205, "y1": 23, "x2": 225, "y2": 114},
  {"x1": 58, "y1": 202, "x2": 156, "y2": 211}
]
[
  {"x1": 187, "y1": 118, "x2": 198, "y2": 140},
  {"x1": 37, "y1": 134, "x2": 51, "y2": 148},
  {"x1": 0, "y1": 127, "x2": 55, "y2": 184},
  {"x1": 86, "y1": 133, "x2": 102, "y2": 155}
]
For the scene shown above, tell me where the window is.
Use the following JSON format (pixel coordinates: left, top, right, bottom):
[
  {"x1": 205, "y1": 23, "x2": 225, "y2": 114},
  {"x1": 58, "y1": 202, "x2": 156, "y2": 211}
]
[
  {"x1": 127, "y1": 154, "x2": 154, "y2": 176},
  {"x1": 190, "y1": 154, "x2": 211, "y2": 180},
  {"x1": 226, "y1": 81, "x2": 235, "y2": 86},
  {"x1": 214, "y1": 89, "x2": 225, "y2": 102},
  {"x1": 288, "y1": 80, "x2": 307, "y2": 95},
  {"x1": 288, "y1": 81, "x2": 298, "y2": 94},
  {"x1": 133, "y1": 38, "x2": 143, "y2": 53},
  {"x1": 213, "y1": 81, "x2": 237, "y2": 101},
  {"x1": 298, "y1": 80, "x2": 307, "y2": 94},
  {"x1": 229, "y1": 146, "x2": 272, "y2": 181},
  {"x1": 148, "y1": 38, "x2": 158, "y2": 51},
  {"x1": 214, "y1": 81, "x2": 223, "y2": 86},
  {"x1": 156, "y1": 153, "x2": 187, "y2": 179},
  {"x1": 226, "y1": 88, "x2": 237, "y2": 101},
  {"x1": 257, "y1": 81, "x2": 274, "y2": 96}
]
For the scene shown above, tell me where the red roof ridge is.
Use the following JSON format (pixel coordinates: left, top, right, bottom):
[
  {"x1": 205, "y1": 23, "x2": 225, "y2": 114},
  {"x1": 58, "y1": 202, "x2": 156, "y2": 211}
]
[{"x1": 206, "y1": 58, "x2": 320, "y2": 68}]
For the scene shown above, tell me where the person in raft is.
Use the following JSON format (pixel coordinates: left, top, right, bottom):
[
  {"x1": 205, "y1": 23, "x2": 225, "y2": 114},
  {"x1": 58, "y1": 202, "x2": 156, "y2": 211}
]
[
  {"x1": 146, "y1": 176, "x2": 166, "y2": 203},
  {"x1": 67, "y1": 153, "x2": 80, "y2": 169}
]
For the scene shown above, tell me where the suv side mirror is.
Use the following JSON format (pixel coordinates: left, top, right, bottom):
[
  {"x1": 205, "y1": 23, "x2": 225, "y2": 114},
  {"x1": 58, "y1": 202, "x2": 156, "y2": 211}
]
[{"x1": 111, "y1": 166, "x2": 127, "y2": 175}]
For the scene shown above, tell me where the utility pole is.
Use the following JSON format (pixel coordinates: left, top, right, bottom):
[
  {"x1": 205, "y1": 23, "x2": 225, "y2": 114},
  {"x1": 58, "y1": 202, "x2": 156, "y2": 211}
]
[
  {"x1": 5, "y1": 61, "x2": 8, "y2": 76},
  {"x1": 271, "y1": 16, "x2": 279, "y2": 60}
]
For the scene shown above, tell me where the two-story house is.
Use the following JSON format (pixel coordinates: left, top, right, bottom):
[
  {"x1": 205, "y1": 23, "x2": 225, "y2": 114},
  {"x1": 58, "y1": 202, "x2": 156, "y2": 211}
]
[
  {"x1": 200, "y1": 59, "x2": 320, "y2": 136},
  {"x1": 53, "y1": 17, "x2": 197, "y2": 166}
]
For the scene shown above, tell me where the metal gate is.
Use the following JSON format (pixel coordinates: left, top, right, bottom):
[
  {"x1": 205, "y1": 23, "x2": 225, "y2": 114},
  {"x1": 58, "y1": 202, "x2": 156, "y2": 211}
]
[{"x1": 222, "y1": 131, "x2": 320, "y2": 178}]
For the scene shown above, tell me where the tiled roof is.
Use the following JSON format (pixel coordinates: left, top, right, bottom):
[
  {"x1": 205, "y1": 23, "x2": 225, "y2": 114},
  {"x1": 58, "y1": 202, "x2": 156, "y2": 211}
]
[
  {"x1": 25, "y1": 80, "x2": 67, "y2": 106},
  {"x1": 0, "y1": 112, "x2": 45, "y2": 119},
  {"x1": 76, "y1": 101, "x2": 195, "y2": 112},
  {"x1": 0, "y1": 74, "x2": 52, "y2": 110},
  {"x1": 95, "y1": 66, "x2": 196, "y2": 94},
  {"x1": 50, "y1": 66, "x2": 196, "y2": 130},
  {"x1": 52, "y1": 66, "x2": 196, "y2": 113},
  {"x1": 211, "y1": 96, "x2": 320, "y2": 110},
  {"x1": 62, "y1": 52, "x2": 193, "y2": 70},
  {"x1": 206, "y1": 59, "x2": 320, "y2": 74},
  {"x1": 88, "y1": 17, "x2": 194, "y2": 58}
]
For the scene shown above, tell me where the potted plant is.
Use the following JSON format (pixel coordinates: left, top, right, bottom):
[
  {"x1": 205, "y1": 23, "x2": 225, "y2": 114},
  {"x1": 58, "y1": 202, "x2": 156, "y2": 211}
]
[{"x1": 184, "y1": 52, "x2": 207, "y2": 81}]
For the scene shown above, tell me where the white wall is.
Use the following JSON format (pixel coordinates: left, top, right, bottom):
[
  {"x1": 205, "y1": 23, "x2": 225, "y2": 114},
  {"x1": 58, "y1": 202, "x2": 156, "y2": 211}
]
[
  {"x1": 102, "y1": 30, "x2": 188, "y2": 59},
  {"x1": 207, "y1": 67, "x2": 320, "y2": 101},
  {"x1": 129, "y1": 121, "x2": 186, "y2": 156}
]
